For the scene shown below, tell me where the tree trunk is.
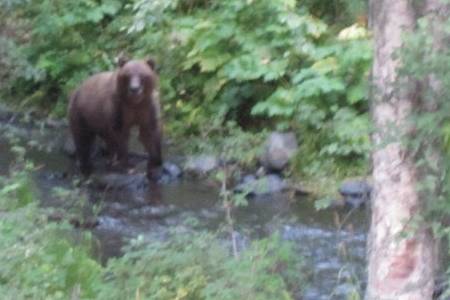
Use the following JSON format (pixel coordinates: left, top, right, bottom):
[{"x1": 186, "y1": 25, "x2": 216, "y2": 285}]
[{"x1": 366, "y1": 1, "x2": 436, "y2": 299}]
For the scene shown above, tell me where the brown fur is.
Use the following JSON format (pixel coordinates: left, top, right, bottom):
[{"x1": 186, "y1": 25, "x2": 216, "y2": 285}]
[{"x1": 68, "y1": 58, "x2": 162, "y2": 180}]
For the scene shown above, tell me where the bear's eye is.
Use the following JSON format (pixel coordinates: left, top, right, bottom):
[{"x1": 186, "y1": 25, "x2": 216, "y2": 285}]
[
  {"x1": 142, "y1": 73, "x2": 151, "y2": 80},
  {"x1": 142, "y1": 74, "x2": 153, "y2": 85}
]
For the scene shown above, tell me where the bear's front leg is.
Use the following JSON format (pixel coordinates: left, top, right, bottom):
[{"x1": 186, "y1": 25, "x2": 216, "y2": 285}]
[
  {"x1": 139, "y1": 125, "x2": 162, "y2": 181},
  {"x1": 106, "y1": 129, "x2": 130, "y2": 170}
]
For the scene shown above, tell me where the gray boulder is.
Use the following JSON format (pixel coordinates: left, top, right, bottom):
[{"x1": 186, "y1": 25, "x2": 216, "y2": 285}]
[
  {"x1": 158, "y1": 161, "x2": 183, "y2": 183},
  {"x1": 260, "y1": 132, "x2": 298, "y2": 172},
  {"x1": 339, "y1": 180, "x2": 371, "y2": 208},
  {"x1": 62, "y1": 135, "x2": 76, "y2": 157},
  {"x1": 235, "y1": 174, "x2": 288, "y2": 196},
  {"x1": 162, "y1": 161, "x2": 182, "y2": 178},
  {"x1": 184, "y1": 155, "x2": 219, "y2": 175}
]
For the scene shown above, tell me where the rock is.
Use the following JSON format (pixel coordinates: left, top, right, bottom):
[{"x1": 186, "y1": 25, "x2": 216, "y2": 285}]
[
  {"x1": 158, "y1": 162, "x2": 182, "y2": 184},
  {"x1": 162, "y1": 161, "x2": 182, "y2": 178},
  {"x1": 260, "y1": 132, "x2": 298, "y2": 172},
  {"x1": 47, "y1": 211, "x2": 98, "y2": 228},
  {"x1": 184, "y1": 155, "x2": 219, "y2": 175},
  {"x1": 129, "y1": 204, "x2": 178, "y2": 219},
  {"x1": 62, "y1": 135, "x2": 76, "y2": 157},
  {"x1": 69, "y1": 216, "x2": 99, "y2": 229},
  {"x1": 133, "y1": 160, "x2": 182, "y2": 183},
  {"x1": 339, "y1": 180, "x2": 371, "y2": 208},
  {"x1": 0, "y1": 106, "x2": 15, "y2": 123},
  {"x1": 91, "y1": 162, "x2": 181, "y2": 188},
  {"x1": 44, "y1": 118, "x2": 67, "y2": 129},
  {"x1": 235, "y1": 174, "x2": 288, "y2": 196}
]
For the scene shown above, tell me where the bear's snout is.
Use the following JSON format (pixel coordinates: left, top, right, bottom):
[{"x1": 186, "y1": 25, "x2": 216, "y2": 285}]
[{"x1": 129, "y1": 76, "x2": 143, "y2": 95}]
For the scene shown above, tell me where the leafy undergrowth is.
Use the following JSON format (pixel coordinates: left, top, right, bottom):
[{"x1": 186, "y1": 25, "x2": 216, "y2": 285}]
[
  {"x1": 97, "y1": 232, "x2": 305, "y2": 300},
  {"x1": 177, "y1": 120, "x2": 369, "y2": 200},
  {"x1": 0, "y1": 154, "x2": 307, "y2": 299},
  {"x1": 1, "y1": 0, "x2": 371, "y2": 180}
]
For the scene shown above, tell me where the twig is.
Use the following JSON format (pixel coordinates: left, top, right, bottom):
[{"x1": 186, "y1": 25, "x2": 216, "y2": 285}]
[{"x1": 221, "y1": 165, "x2": 239, "y2": 258}]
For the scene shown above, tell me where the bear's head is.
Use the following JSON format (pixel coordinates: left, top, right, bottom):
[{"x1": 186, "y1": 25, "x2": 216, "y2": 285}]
[{"x1": 117, "y1": 56, "x2": 157, "y2": 105}]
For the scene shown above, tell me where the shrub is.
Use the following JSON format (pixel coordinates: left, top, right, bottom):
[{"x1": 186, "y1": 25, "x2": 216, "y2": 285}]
[
  {"x1": 97, "y1": 232, "x2": 304, "y2": 300},
  {"x1": 3, "y1": 0, "x2": 372, "y2": 174}
]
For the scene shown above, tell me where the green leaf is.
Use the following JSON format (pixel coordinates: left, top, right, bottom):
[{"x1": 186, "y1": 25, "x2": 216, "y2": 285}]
[
  {"x1": 203, "y1": 76, "x2": 228, "y2": 101},
  {"x1": 314, "y1": 197, "x2": 334, "y2": 210},
  {"x1": 347, "y1": 83, "x2": 367, "y2": 104},
  {"x1": 86, "y1": 9, "x2": 104, "y2": 23},
  {"x1": 222, "y1": 54, "x2": 265, "y2": 81},
  {"x1": 199, "y1": 53, "x2": 232, "y2": 72},
  {"x1": 101, "y1": 1, "x2": 121, "y2": 16}
]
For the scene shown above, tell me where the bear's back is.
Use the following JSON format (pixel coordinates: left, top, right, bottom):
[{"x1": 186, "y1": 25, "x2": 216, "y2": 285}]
[
  {"x1": 70, "y1": 71, "x2": 117, "y2": 132},
  {"x1": 77, "y1": 71, "x2": 116, "y2": 103}
]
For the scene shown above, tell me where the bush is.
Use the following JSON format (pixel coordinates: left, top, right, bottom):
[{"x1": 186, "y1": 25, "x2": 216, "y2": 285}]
[
  {"x1": 98, "y1": 232, "x2": 304, "y2": 300},
  {"x1": 2, "y1": 0, "x2": 372, "y2": 175},
  {"x1": 2, "y1": 0, "x2": 133, "y2": 115},
  {"x1": 0, "y1": 160, "x2": 102, "y2": 299}
]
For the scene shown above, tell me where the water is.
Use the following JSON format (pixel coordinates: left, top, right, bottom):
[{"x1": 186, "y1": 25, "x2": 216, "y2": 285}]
[{"x1": 0, "y1": 117, "x2": 368, "y2": 299}]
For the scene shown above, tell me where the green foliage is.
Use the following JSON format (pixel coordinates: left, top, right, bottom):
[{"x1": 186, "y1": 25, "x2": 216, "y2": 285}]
[
  {"x1": 303, "y1": 0, "x2": 367, "y2": 24},
  {"x1": 0, "y1": 219, "x2": 102, "y2": 299},
  {"x1": 184, "y1": 121, "x2": 265, "y2": 168},
  {"x1": 0, "y1": 37, "x2": 41, "y2": 92},
  {"x1": 97, "y1": 232, "x2": 304, "y2": 300},
  {"x1": 127, "y1": 0, "x2": 372, "y2": 168},
  {"x1": 3, "y1": 0, "x2": 372, "y2": 176},
  {"x1": 0, "y1": 161, "x2": 102, "y2": 299},
  {"x1": 3, "y1": 0, "x2": 132, "y2": 115},
  {"x1": 0, "y1": 160, "x2": 35, "y2": 210}
]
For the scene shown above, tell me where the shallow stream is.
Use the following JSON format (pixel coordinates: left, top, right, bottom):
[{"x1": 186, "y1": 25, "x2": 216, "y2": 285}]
[{"x1": 0, "y1": 116, "x2": 368, "y2": 299}]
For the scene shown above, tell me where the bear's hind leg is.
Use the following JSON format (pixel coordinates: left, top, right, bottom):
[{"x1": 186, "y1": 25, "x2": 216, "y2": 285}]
[{"x1": 73, "y1": 126, "x2": 96, "y2": 176}]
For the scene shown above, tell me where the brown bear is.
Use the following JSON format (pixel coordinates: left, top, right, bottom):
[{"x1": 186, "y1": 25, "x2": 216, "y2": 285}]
[{"x1": 68, "y1": 56, "x2": 162, "y2": 181}]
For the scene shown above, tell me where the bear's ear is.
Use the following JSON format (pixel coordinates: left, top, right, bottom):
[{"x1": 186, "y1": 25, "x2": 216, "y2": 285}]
[
  {"x1": 117, "y1": 53, "x2": 129, "y2": 68},
  {"x1": 146, "y1": 58, "x2": 156, "y2": 70}
]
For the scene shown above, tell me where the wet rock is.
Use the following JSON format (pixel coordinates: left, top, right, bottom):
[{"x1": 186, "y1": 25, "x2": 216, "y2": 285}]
[
  {"x1": 129, "y1": 205, "x2": 178, "y2": 219},
  {"x1": 44, "y1": 118, "x2": 67, "y2": 129},
  {"x1": 47, "y1": 211, "x2": 99, "y2": 228},
  {"x1": 184, "y1": 155, "x2": 219, "y2": 175},
  {"x1": 92, "y1": 160, "x2": 181, "y2": 186},
  {"x1": 69, "y1": 216, "x2": 99, "y2": 229},
  {"x1": 92, "y1": 173, "x2": 148, "y2": 189},
  {"x1": 0, "y1": 106, "x2": 15, "y2": 123},
  {"x1": 96, "y1": 216, "x2": 131, "y2": 234},
  {"x1": 235, "y1": 174, "x2": 288, "y2": 196},
  {"x1": 134, "y1": 161, "x2": 182, "y2": 184},
  {"x1": 162, "y1": 161, "x2": 182, "y2": 180},
  {"x1": 339, "y1": 180, "x2": 371, "y2": 208},
  {"x1": 260, "y1": 132, "x2": 298, "y2": 172},
  {"x1": 62, "y1": 135, "x2": 76, "y2": 157}
]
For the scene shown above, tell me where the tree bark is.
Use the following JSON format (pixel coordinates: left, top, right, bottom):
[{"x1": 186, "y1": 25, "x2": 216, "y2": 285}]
[{"x1": 366, "y1": 1, "x2": 436, "y2": 299}]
